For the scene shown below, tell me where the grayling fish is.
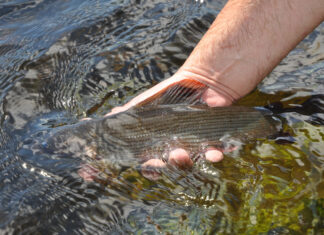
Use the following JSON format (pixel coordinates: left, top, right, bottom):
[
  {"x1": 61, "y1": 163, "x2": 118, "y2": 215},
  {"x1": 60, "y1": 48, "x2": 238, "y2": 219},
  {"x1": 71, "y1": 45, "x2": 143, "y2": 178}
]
[
  {"x1": 26, "y1": 79, "x2": 280, "y2": 169},
  {"x1": 36, "y1": 104, "x2": 280, "y2": 169}
]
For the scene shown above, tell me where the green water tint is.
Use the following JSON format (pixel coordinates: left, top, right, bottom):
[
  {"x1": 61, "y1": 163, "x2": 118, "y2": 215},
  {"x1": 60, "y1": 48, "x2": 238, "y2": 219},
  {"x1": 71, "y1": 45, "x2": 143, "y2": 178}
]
[
  {"x1": 0, "y1": 0, "x2": 321, "y2": 232},
  {"x1": 90, "y1": 90, "x2": 324, "y2": 234}
]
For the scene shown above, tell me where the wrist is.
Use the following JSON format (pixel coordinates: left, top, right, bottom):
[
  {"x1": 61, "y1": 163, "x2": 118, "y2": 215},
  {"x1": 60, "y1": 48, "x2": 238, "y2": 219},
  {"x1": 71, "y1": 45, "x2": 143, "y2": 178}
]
[{"x1": 176, "y1": 0, "x2": 324, "y2": 107}]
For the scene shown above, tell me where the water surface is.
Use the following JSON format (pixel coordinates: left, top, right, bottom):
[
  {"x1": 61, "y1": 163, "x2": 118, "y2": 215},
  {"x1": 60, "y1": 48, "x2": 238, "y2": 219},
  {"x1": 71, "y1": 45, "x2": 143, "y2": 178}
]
[{"x1": 0, "y1": 0, "x2": 323, "y2": 234}]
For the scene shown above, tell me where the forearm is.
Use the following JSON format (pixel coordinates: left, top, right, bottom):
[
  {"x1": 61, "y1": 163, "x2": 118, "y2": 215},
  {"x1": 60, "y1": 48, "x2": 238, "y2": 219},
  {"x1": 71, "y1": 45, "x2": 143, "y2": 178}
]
[
  {"x1": 179, "y1": 0, "x2": 324, "y2": 102},
  {"x1": 110, "y1": 0, "x2": 323, "y2": 113}
]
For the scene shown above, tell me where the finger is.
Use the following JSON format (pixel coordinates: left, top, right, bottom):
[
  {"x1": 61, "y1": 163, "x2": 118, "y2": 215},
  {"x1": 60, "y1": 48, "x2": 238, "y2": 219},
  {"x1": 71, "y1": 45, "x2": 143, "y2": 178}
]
[
  {"x1": 141, "y1": 159, "x2": 166, "y2": 180},
  {"x1": 205, "y1": 147, "x2": 224, "y2": 162},
  {"x1": 107, "y1": 106, "x2": 129, "y2": 116},
  {"x1": 78, "y1": 164, "x2": 99, "y2": 182},
  {"x1": 223, "y1": 145, "x2": 238, "y2": 153},
  {"x1": 168, "y1": 148, "x2": 193, "y2": 169},
  {"x1": 80, "y1": 117, "x2": 92, "y2": 121}
]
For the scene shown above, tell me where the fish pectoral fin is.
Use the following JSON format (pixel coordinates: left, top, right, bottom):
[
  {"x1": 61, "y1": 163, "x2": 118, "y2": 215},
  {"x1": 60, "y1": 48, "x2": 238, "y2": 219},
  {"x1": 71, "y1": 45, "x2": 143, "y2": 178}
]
[{"x1": 135, "y1": 78, "x2": 209, "y2": 107}]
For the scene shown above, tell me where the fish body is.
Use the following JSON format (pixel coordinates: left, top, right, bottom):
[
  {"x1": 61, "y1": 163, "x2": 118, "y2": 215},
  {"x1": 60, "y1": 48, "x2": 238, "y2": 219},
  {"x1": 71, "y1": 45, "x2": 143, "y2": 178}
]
[{"x1": 38, "y1": 105, "x2": 280, "y2": 166}]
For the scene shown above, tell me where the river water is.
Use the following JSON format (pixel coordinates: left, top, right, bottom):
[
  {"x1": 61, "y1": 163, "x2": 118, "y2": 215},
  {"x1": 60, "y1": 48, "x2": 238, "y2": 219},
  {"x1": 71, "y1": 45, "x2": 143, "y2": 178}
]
[{"x1": 0, "y1": 0, "x2": 323, "y2": 234}]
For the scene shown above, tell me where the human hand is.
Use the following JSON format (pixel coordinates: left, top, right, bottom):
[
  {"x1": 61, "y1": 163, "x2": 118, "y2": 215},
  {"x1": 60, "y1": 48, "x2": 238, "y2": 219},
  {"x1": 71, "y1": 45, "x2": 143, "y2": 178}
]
[{"x1": 105, "y1": 70, "x2": 235, "y2": 180}]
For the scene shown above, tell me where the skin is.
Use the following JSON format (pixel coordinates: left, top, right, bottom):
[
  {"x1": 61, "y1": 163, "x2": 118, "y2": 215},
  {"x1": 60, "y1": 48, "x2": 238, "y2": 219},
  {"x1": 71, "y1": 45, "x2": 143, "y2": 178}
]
[{"x1": 102, "y1": 0, "x2": 324, "y2": 179}]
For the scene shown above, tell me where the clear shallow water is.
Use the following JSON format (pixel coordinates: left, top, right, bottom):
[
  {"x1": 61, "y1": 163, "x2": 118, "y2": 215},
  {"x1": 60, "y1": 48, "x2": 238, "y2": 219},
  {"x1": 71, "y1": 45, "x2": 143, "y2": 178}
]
[{"x1": 0, "y1": 0, "x2": 323, "y2": 234}]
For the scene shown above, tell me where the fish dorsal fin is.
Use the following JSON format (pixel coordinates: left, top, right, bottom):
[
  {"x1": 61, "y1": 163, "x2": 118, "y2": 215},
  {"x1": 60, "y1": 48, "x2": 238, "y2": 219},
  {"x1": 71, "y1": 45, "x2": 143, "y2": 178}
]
[{"x1": 135, "y1": 78, "x2": 208, "y2": 107}]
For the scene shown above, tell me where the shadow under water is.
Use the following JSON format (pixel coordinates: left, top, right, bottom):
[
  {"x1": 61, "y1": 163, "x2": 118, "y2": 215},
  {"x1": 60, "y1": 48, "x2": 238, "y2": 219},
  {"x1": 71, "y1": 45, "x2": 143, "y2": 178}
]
[{"x1": 0, "y1": 0, "x2": 323, "y2": 234}]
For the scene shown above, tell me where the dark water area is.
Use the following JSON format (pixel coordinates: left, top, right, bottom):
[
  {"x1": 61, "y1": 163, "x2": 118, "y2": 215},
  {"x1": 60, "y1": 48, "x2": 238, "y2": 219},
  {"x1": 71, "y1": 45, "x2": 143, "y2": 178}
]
[{"x1": 0, "y1": 0, "x2": 323, "y2": 234}]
